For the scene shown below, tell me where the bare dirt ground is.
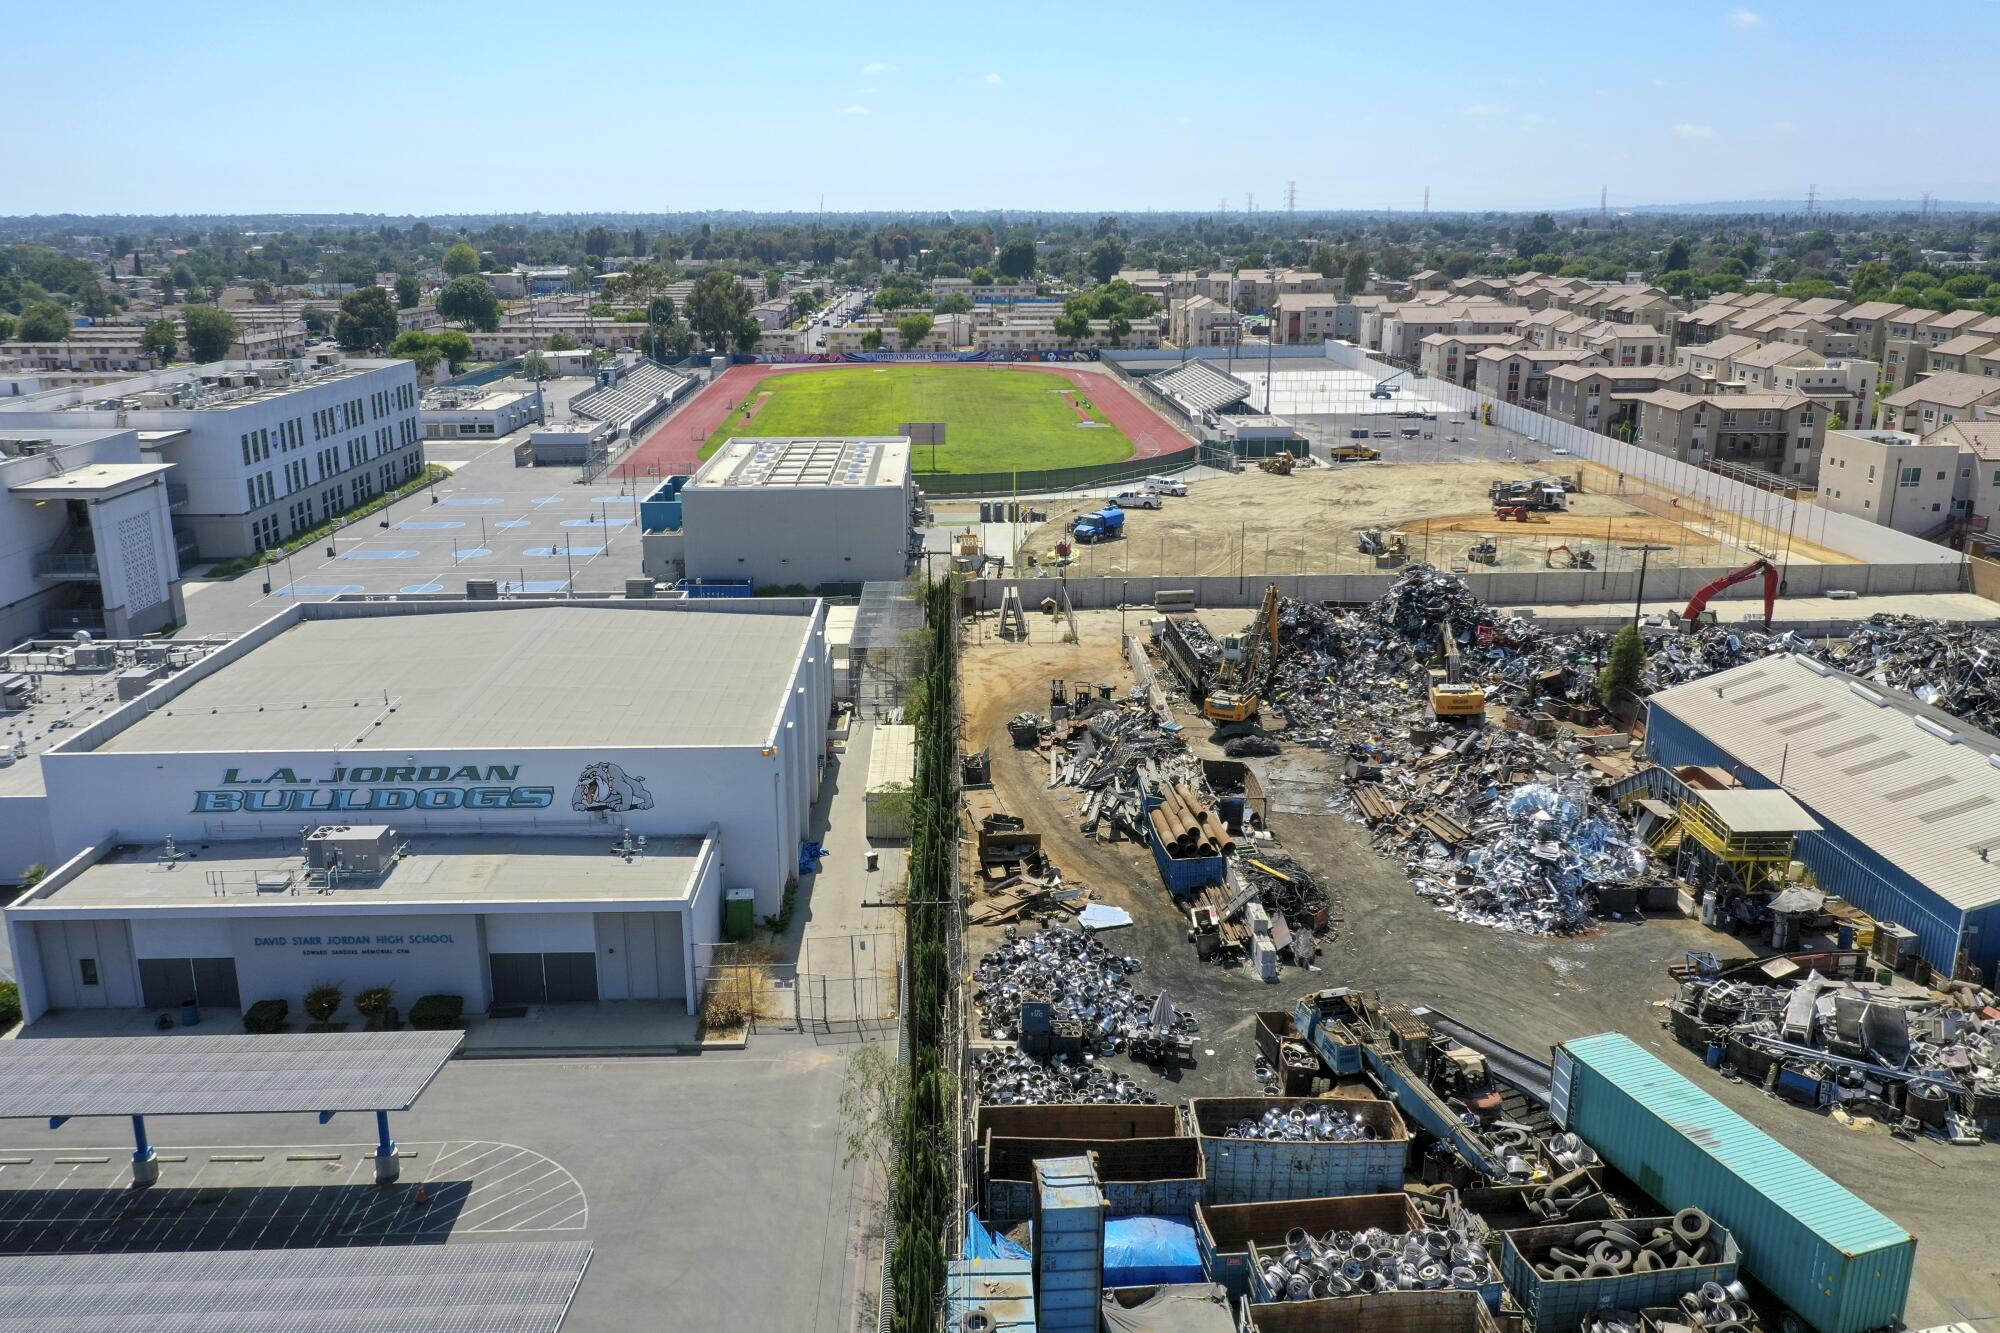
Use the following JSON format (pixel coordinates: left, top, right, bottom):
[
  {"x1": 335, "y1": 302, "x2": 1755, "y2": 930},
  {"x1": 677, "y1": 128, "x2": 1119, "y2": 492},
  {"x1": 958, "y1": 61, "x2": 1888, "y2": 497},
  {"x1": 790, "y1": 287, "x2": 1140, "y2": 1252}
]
[
  {"x1": 959, "y1": 608, "x2": 1997, "y2": 1326},
  {"x1": 1015, "y1": 461, "x2": 1801, "y2": 577}
]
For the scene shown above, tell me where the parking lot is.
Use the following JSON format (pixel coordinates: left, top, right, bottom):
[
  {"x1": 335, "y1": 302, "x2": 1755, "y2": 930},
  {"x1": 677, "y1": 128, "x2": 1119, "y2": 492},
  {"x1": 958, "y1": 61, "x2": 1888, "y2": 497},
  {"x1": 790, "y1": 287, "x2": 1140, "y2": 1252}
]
[
  {"x1": 0, "y1": 1043, "x2": 866, "y2": 1332},
  {"x1": 181, "y1": 379, "x2": 650, "y2": 636}
]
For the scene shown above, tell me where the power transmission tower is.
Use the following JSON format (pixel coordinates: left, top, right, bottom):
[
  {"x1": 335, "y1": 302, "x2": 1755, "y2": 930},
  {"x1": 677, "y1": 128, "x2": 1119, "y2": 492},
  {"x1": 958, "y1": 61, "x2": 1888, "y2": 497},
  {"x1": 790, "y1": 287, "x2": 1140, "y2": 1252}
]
[
  {"x1": 1921, "y1": 191, "x2": 1933, "y2": 222},
  {"x1": 1246, "y1": 192, "x2": 1255, "y2": 215},
  {"x1": 1286, "y1": 180, "x2": 1296, "y2": 221},
  {"x1": 1423, "y1": 186, "x2": 1430, "y2": 218},
  {"x1": 1805, "y1": 183, "x2": 1816, "y2": 219},
  {"x1": 1599, "y1": 185, "x2": 1608, "y2": 221}
]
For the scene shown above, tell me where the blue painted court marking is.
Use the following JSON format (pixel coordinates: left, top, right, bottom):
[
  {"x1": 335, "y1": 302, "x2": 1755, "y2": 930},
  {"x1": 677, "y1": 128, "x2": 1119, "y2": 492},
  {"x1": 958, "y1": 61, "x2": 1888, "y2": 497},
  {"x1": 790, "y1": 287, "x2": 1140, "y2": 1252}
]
[
  {"x1": 440, "y1": 496, "x2": 504, "y2": 506},
  {"x1": 274, "y1": 584, "x2": 365, "y2": 597},
  {"x1": 523, "y1": 545, "x2": 604, "y2": 558},
  {"x1": 395, "y1": 520, "x2": 465, "y2": 530},
  {"x1": 508, "y1": 580, "x2": 570, "y2": 593},
  {"x1": 452, "y1": 547, "x2": 493, "y2": 559},
  {"x1": 337, "y1": 549, "x2": 420, "y2": 560},
  {"x1": 496, "y1": 519, "x2": 533, "y2": 529},
  {"x1": 400, "y1": 582, "x2": 446, "y2": 593},
  {"x1": 561, "y1": 516, "x2": 633, "y2": 528}
]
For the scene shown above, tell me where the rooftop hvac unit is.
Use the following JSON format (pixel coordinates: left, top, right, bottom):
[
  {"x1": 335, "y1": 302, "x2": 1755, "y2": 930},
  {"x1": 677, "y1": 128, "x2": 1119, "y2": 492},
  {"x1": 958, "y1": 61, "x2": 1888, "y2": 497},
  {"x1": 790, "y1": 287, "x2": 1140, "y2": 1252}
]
[
  {"x1": 624, "y1": 578, "x2": 656, "y2": 599},
  {"x1": 465, "y1": 579, "x2": 500, "y2": 600},
  {"x1": 305, "y1": 824, "x2": 398, "y2": 877}
]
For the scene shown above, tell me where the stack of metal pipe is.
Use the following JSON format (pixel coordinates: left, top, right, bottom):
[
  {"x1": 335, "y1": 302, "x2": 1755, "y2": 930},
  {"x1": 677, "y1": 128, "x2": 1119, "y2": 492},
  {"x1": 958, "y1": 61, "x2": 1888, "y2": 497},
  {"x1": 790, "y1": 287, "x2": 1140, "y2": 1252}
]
[{"x1": 1147, "y1": 781, "x2": 1233, "y2": 858}]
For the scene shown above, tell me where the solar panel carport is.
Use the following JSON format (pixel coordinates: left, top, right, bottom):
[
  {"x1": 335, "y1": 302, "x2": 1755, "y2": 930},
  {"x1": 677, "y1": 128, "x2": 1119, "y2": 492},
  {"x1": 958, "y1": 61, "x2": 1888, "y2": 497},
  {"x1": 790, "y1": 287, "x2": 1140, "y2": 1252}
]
[
  {"x1": 0, "y1": 1240, "x2": 592, "y2": 1333},
  {"x1": 0, "y1": 1031, "x2": 461, "y2": 1186}
]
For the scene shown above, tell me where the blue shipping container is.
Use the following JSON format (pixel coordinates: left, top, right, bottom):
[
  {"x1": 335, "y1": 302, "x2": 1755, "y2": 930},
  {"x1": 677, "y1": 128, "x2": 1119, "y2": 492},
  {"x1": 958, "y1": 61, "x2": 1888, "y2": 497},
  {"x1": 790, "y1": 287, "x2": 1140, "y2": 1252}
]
[
  {"x1": 1552, "y1": 1034, "x2": 1914, "y2": 1333},
  {"x1": 945, "y1": 1258, "x2": 1037, "y2": 1333},
  {"x1": 1034, "y1": 1155, "x2": 1105, "y2": 1332}
]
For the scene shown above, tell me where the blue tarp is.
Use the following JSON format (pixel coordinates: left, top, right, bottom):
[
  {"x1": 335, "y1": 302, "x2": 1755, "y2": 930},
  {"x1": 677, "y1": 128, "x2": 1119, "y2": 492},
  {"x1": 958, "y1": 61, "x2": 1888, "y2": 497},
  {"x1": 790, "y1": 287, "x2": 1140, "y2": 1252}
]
[
  {"x1": 963, "y1": 1210, "x2": 1031, "y2": 1261},
  {"x1": 1102, "y1": 1216, "x2": 1203, "y2": 1288}
]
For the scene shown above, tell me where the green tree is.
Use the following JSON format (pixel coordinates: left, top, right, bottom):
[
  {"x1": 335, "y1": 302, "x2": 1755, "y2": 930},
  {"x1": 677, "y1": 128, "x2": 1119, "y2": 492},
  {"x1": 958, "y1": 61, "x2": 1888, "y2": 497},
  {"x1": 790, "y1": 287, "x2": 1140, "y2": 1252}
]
[
  {"x1": 996, "y1": 236, "x2": 1037, "y2": 280},
  {"x1": 1342, "y1": 251, "x2": 1370, "y2": 295},
  {"x1": 183, "y1": 305, "x2": 240, "y2": 361},
  {"x1": 1309, "y1": 243, "x2": 1340, "y2": 279},
  {"x1": 301, "y1": 305, "x2": 334, "y2": 336},
  {"x1": 1107, "y1": 313, "x2": 1131, "y2": 347},
  {"x1": 393, "y1": 275, "x2": 421, "y2": 308},
  {"x1": 250, "y1": 278, "x2": 275, "y2": 305},
  {"x1": 521, "y1": 350, "x2": 549, "y2": 379},
  {"x1": 1596, "y1": 624, "x2": 1645, "y2": 710},
  {"x1": 859, "y1": 329, "x2": 884, "y2": 352},
  {"x1": 1849, "y1": 260, "x2": 1893, "y2": 299},
  {"x1": 140, "y1": 317, "x2": 178, "y2": 363},
  {"x1": 1052, "y1": 309, "x2": 1092, "y2": 346},
  {"x1": 1827, "y1": 409, "x2": 1846, "y2": 432},
  {"x1": 968, "y1": 266, "x2": 996, "y2": 286},
  {"x1": 442, "y1": 242, "x2": 480, "y2": 277},
  {"x1": 16, "y1": 300, "x2": 69, "y2": 343},
  {"x1": 582, "y1": 226, "x2": 616, "y2": 258},
  {"x1": 389, "y1": 330, "x2": 442, "y2": 377},
  {"x1": 1087, "y1": 237, "x2": 1125, "y2": 285},
  {"x1": 644, "y1": 319, "x2": 694, "y2": 360},
  {"x1": 433, "y1": 330, "x2": 474, "y2": 373},
  {"x1": 437, "y1": 275, "x2": 501, "y2": 331},
  {"x1": 334, "y1": 286, "x2": 398, "y2": 353},
  {"x1": 685, "y1": 271, "x2": 755, "y2": 352},
  {"x1": 764, "y1": 270, "x2": 783, "y2": 299},
  {"x1": 649, "y1": 295, "x2": 677, "y2": 326},
  {"x1": 895, "y1": 313, "x2": 935, "y2": 349},
  {"x1": 0, "y1": 313, "x2": 15, "y2": 341},
  {"x1": 546, "y1": 331, "x2": 578, "y2": 352},
  {"x1": 1441, "y1": 250, "x2": 1478, "y2": 279},
  {"x1": 933, "y1": 292, "x2": 972, "y2": 314},
  {"x1": 733, "y1": 319, "x2": 762, "y2": 354},
  {"x1": 1661, "y1": 236, "x2": 1691, "y2": 274}
]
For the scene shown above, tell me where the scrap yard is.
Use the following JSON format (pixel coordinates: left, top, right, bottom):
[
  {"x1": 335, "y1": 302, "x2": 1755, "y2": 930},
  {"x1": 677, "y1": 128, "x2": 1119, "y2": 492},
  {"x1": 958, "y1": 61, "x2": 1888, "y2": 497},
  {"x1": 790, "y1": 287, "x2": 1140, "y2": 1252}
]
[{"x1": 952, "y1": 549, "x2": 2000, "y2": 1332}]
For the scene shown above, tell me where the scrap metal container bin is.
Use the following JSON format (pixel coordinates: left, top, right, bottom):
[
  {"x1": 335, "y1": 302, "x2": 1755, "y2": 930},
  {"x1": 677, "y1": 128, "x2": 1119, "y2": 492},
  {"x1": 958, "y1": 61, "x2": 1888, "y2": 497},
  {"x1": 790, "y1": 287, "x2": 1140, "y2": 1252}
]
[
  {"x1": 1246, "y1": 1288, "x2": 1500, "y2": 1333},
  {"x1": 1034, "y1": 1155, "x2": 1107, "y2": 1332},
  {"x1": 945, "y1": 1257, "x2": 1037, "y2": 1332},
  {"x1": 1550, "y1": 1033, "x2": 1914, "y2": 1333},
  {"x1": 985, "y1": 1134, "x2": 1203, "y2": 1224},
  {"x1": 1196, "y1": 1193, "x2": 1421, "y2": 1302},
  {"x1": 977, "y1": 1103, "x2": 1181, "y2": 1143},
  {"x1": 1496, "y1": 1216, "x2": 1739, "y2": 1333},
  {"x1": 1187, "y1": 1097, "x2": 1409, "y2": 1205}
]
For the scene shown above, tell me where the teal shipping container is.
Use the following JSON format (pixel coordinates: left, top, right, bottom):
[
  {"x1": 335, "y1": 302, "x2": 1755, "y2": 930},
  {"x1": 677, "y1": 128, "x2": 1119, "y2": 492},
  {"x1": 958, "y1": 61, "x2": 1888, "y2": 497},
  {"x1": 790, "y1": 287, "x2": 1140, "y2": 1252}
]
[
  {"x1": 1551, "y1": 1033, "x2": 1914, "y2": 1333},
  {"x1": 1033, "y1": 1155, "x2": 1106, "y2": 1332}
]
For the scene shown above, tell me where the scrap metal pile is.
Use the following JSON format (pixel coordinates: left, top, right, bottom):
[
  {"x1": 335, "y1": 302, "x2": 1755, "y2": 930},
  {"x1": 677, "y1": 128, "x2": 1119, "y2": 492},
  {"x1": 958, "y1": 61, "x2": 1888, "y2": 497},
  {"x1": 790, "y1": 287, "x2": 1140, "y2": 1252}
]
[
  {"x1": 1256, "y1": 1223, "x2": 1497, "y2": 1302},
  {"x1": 1519, "y1": 1209, "x2": 1725, "y2": 1281},
  {"x1": 1824, "y1": 614, "x2": 2000, "y2": 733},
  {"x1": 973, "y1": 1047, "x2": 1159, "y2": 1106},
  {"x1": 1676, "y1": 964, "x2": 2000, "y2": 1123},
  {"x1": 1221, "y1": 1103, "x2": 1382, "y2": 1143},
  {"x1": 1045, "y1": 701, "x2": 1205, "y2": 844}
]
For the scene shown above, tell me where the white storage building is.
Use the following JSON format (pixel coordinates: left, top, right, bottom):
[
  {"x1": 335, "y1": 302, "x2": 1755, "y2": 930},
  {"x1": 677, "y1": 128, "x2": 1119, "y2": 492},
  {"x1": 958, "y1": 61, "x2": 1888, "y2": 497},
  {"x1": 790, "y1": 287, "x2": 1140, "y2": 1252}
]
[{"x1": 5, "y1": 596, "x2": 831, "y2": 1025}]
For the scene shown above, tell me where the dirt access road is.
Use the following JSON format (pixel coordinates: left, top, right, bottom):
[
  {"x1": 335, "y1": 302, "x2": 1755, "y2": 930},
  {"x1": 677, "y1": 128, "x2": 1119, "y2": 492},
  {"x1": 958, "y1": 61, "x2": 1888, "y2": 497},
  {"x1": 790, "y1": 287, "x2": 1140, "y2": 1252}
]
[{"x1": 960, "y1": 607, "x2": 1998, "y2": 1327}]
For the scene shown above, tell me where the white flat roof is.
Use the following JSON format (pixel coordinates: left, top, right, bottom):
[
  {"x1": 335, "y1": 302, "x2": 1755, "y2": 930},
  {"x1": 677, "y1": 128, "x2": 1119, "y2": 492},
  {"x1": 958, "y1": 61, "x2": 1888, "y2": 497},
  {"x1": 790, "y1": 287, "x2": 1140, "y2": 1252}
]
[
  {"x1": 88, "y1": 603, "x2": 815, "y2": 753},
  {"x1": 693, "y1": 437, "x2": 910, "y2": 490},
  {"x1": 7, "y1": 461, "x2": 173, "y2": 496},
  {"x1": 17, "y1": 831, "x2": 711, "y2": 913}
]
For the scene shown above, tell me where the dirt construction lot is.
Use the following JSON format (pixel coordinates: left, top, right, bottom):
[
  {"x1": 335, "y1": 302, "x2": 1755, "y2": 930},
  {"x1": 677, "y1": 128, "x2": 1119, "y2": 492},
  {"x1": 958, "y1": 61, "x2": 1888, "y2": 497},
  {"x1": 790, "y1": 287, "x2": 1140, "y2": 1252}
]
[
  {"x1": 960, "y1": 608, "x2": 1998, "y2": 1328},
  {"x1": 1016, "y1": 461, "x2": 1814, "y2": 578}
]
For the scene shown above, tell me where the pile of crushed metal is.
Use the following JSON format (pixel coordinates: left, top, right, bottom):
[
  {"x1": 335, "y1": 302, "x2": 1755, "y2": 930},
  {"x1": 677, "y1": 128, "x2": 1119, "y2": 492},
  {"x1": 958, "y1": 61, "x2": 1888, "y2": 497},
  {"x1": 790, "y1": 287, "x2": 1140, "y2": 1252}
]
[
  {"x1": 1269, "y1": 566, "x2": 1662, "y2": 935},
  {"x1": 1823, "y1": 613, "x2": 2000, "y2": 734},
  {"x1": 971, "y1": 924, "x2": 1199, "y2": 1105},
  {"x1": 1669, "y1": 952, "x2": 2000, "y2": 1138}
]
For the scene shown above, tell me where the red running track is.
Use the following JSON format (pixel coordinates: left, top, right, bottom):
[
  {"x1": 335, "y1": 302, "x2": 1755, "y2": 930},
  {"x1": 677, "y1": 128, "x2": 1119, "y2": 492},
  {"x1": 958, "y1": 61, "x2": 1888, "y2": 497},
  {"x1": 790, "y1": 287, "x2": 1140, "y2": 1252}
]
[{"x1": 614, "y1": 362, "x2": 1185, "y2": 484}]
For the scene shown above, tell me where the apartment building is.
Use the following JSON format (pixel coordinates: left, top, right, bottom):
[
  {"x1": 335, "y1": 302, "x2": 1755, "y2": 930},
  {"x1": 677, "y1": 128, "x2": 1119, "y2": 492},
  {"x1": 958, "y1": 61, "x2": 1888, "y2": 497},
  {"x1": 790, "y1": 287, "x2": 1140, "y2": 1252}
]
[
  {"x1": 1729, "y1": 340, "x2": 1822, "y2": 390},
  {"x1": 1376, "y1": 303, "x2": 1522, "y2": 360},
  {"x1": 1471, "y1": 346, "x2": 1606, "y2": 405},
  {"x1": 0, "y1": 427, "x2": 186, "y2": 643},
  {"x1": 1878, "y1": 370, "x2": 2000, "y2": 434},
  {"x1": 1929, "y1": 421, "x2": 2000, "y2": 532},
  {"x1": 1768, "y1": 358, "x2": 1876, "y2": 430},
  {"x1": 1621, "y1": 389, "x2": 1826, "y2": 483},
  {"x1": 1172, "y1": 295, "x2": 1242, "y2": 348},
  {"x1": 1837, "y1": 301, "x2": 1905, "y2": 363},
  {"x1": 1270, "y1": 293, "x2": 1359, "y2": 345},
  {"x1": 1, "y1": 327, "x2": 157, "y2": 375},
  {"x1": 1816, "y1": 429, "x2": 1960, "y2": 535},
  {"x1": 1881, "y1": 308, "x2": 1943, "y2": 389},
  {"x1": 0, "y1": 359, "x2": 423, "y2": 560},
  {"x1": 1418, "y1": 333, "x2": 1522, "y2": 387},
  {"x1": 931, "y1": 277, "x2": 1037, "y2": 303},
  {"x1": 471, "y1": 319, "x2": 650, "y2": 360},
  {"x1": 1926, "y1": 334, "x2": 2000, "y2": 377},
  {"x1": 1544, "y1": 364, "x2": 1704, "y2": 435},
  {"x1": 1675, "y1": 333, "x2": 1761, "y2": 382}
]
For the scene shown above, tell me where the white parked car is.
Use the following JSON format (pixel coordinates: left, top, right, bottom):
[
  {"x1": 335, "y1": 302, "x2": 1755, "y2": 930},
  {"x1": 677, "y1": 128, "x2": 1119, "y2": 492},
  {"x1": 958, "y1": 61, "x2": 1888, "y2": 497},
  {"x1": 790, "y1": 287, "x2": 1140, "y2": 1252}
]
[
  {"x1": 1143, "y1": 475, "x2": 1188, "y2": 497},
  {"x1": 1110, "y1": 490, "x2": 1163, "y2": 510}
]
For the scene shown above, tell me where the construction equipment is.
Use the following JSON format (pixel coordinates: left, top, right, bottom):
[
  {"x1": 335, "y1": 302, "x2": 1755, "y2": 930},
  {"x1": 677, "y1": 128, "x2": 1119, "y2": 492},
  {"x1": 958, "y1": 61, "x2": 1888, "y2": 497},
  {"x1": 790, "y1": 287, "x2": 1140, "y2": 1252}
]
[
  {"x1": 1494, "y1": 504, "x2": 1531, "y2": 523},
  {"x1": 1466, "y1": 537, "x2": 1498, "y2": 565},
  {"x1": 1545, "y1": 542, "x2": 1596, "y2": 570},
  {"x1": 1492, "y1": 479, "x2": 1567, "y2": 512},
  {"x1": 1370, "y1": 369, "x2": 1410, "y2": 399},
  {"x1": 1427, "y1": 619, "x2": 1487, "y2": 722},
  {"x1": 1356, "y1": 528, "x2": 1407, "y2": 563},
  {"x1": 1258, "y1": 450, "x2": 1296, "y2": 475},
  {"x1": 1679, "y1": 558, "x2": 1780, "y2": 631},
  {"x1": 1204, "y1": 583, "x2": 1280, "y2": 725},
  {"x1": 1329, "y1": 442, "x2": 1381, "y2": 462}
]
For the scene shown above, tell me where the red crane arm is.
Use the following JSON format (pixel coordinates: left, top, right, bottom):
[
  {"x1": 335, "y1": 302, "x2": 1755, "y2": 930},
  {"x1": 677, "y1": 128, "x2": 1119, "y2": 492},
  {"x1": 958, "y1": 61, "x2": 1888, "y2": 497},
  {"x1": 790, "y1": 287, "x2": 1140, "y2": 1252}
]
[{"x1": 1681, "y1": 559, "x2": 1779, "y2": 629}]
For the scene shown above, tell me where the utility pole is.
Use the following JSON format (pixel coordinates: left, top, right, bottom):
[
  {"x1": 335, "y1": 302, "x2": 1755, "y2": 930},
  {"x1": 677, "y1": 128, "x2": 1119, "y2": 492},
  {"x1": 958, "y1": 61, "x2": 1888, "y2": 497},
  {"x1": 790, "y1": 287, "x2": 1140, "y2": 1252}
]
[{"x1": 1621, "y1": 544, "x2": 1671, "y2": 627}]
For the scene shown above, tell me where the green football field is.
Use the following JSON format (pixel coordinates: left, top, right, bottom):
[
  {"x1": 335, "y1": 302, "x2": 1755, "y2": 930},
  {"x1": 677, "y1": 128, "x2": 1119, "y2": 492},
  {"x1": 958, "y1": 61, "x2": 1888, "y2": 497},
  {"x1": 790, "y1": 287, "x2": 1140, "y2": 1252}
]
[{"x1": 701, "y1": 366, "x2": 1135, "y2": 473}]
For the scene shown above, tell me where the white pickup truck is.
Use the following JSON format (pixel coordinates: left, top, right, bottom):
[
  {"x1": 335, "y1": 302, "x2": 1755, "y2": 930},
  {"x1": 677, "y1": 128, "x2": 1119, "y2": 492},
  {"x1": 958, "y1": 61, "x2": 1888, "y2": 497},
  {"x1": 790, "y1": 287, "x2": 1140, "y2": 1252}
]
[{"x1": 1110, "y1": 489, "x2": 1163, "y2": 510}]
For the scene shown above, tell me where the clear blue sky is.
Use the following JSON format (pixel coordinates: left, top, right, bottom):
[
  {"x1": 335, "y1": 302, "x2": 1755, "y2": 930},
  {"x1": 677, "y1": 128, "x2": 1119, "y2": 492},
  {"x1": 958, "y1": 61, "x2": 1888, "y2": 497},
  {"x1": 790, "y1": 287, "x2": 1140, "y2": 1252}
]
[{"x1": 12, "y1": 0, "x2": 1997, "y2": 215}]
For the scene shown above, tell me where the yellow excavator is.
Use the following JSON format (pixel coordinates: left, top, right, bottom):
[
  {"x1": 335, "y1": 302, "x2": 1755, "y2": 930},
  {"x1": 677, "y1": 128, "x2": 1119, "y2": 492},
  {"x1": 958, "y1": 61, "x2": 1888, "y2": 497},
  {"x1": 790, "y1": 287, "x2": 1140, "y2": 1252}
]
[
  {"x1": 1205, "y1": 583, "x2": 1281, "y2": 724},
  {"x1": 1427, "y1": 620, "x2": 1487, "y2": 721}
]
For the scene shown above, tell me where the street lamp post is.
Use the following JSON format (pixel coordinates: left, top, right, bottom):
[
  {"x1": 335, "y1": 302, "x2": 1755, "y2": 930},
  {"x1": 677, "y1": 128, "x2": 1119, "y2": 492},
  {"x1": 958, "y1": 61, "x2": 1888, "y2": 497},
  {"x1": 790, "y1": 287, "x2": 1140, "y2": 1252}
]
[{"x1": 1620, "y1": 543, "x2": 1672, "y2": 628}]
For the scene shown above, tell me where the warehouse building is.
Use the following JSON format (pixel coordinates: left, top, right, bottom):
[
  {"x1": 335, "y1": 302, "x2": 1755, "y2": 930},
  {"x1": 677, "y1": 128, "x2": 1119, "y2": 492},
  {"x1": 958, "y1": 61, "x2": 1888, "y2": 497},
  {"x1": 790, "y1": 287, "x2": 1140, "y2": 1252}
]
[
  {"x1": 4, "y1": 596, "x2": 830, "y2": 1025},
  {"x1": 641, "y1": 436, "x2": 915, "y2": 591},
  {"x1": 1647, "y1": 653, "x2": 2000, "y2": 980}
]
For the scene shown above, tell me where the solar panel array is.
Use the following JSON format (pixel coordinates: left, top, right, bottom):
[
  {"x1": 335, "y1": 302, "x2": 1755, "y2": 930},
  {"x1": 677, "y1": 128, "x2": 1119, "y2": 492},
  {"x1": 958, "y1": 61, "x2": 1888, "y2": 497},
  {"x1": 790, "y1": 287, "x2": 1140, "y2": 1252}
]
[
  {"x1": 0, "y1": 1242, "x2": 592, "y2": 1333},
  {"x1": 0, "y1": 1032, "x2": 463, "y2": 1119},
  {"x1": 731, "y1": 438, "x2": 882, "y2": 487}
]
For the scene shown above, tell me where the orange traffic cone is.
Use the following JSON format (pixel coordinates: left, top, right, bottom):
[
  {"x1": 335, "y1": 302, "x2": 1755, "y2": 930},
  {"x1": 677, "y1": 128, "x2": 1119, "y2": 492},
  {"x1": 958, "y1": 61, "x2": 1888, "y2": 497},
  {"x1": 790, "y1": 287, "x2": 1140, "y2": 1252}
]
[{"x1": 414, "y1": 1184, "x2": 430, "y2": 1206}]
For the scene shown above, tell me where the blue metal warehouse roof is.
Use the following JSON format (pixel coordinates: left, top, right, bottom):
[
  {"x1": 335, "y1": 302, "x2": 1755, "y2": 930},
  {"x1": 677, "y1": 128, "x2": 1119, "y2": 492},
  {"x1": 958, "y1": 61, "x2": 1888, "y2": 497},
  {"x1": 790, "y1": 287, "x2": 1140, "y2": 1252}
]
[{"x1": 1563, "y1": 1033, "x2": 1911, "y2": 1256}]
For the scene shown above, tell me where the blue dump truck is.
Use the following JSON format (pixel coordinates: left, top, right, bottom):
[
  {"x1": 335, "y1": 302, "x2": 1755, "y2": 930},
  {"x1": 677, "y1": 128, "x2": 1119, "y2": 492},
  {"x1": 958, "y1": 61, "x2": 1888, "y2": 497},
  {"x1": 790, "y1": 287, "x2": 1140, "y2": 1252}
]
[{"x1": 1071, "y1": 506, "x2": 1126, "y2": 544}]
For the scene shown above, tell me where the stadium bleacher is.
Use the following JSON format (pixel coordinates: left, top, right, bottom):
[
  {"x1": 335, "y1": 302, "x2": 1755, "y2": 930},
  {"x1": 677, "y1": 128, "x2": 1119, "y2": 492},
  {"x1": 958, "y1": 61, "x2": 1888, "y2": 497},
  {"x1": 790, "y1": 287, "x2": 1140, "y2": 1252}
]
[
  {"x1": 1146, "y1": 360, "x2": 1253, "y2": 417},
  {"x1": 569, "y1": 361, "x2": 696, "y2": 433}
]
